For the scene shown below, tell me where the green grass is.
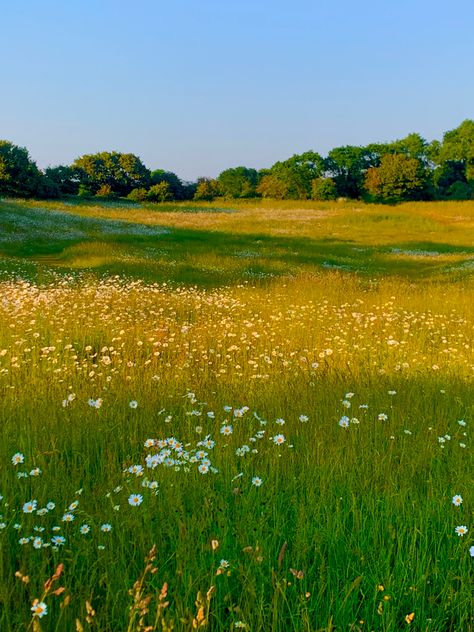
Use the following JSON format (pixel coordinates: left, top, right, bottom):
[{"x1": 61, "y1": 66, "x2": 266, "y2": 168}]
[{"x1": 0, "y1": 198, "x2": 473, "y2": 631}]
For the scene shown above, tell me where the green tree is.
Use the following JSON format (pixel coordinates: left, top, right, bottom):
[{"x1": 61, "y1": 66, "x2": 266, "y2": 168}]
[
  {"x1": 72, "y1": 151, "x2": 150, "y2": 196},
  {"x1": 217, "y1": 166, "x2": 258, "y2": 198},
  {"x1": 44, "y1": 165, "x2": 78, "y2": 195},
  {"x1": 193, "y1": 178, "x2": 220, "y2": 201},
  {"x1": 256, "y1": 174, "x2": 289, "y2": 199},
  {"x1": 150, "y1": 170, "x2": 183, "y2": 200},
  {"x1": 433, "y1": 161, "x2": 469, "y2": 199},
  {"x1": 364, "y1": 154, "x2": 425, "y2": 202},
  {"x1": 127, "y1": 188, "x2": 148, "y2": 202},
  {"x1": 325, "y1": 146, "x2": 374, "y2": 198},
  {"x1": 147, "y1": 182, "x2": 173, "y2": 202},
  {"x1": 268, "y1": 151, "x2": 324, "y2": 199},
  {"x1": 437, "y1": 120, "x2": 474, "y2": 183},
  {"x1": 311, "y1": 177, "x2": 337, "y2": 200},
  {"x1": 0, "y1": 141, "x2": 43, "y2": 197}
]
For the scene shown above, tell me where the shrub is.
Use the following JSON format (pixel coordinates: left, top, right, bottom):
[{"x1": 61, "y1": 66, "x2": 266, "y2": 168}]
[
  {"x1": 147, "y1": 182, "x2": 173, "y2": 202},
  {"x1": 127, "y1": 188, "x2": 148, "y2": 202}
]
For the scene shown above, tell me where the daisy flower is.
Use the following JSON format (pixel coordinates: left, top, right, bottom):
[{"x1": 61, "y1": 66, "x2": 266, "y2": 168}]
[
  {"x1": 129, "y1": 400, "x2": 138, "y2": 409},
  {"x1": 100, "y1": 523, "x2": 112, "y2": 532},
  {"x1": 23, "y1": 500, "x2": 37, "y2": 513},
  {"x1": 455, "y1": 525, "x2": 468, "y2": 537},
  {"x1": 272, "y1": 434, "x2": 286, "y2": 445},
  {"x1": 128, "y1": 494, "x2": 143, "y2": 507},
  {"x1": 452, "y1": 495, "x2": 463, "y2": 506},
  {"x1": 62, "y1": 513, "x2": 75, "y2": 522},
  {"x1": 12, "y1": 452, "x2": 24, "y2": 465},
  {"x1": 220, "y1": 425, "x2": 233, "y2": 436},
  {"x1": 252, "y1": 476, "x2": 263, "y2": 487},
  {"x1": 31, "y1": 601, "x2": 48, "y2": 618}
]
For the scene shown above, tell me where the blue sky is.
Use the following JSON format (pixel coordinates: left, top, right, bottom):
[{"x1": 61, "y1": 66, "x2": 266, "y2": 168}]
[{"x1": 1, "y1": 0, "x2": 473, "y2": 180}]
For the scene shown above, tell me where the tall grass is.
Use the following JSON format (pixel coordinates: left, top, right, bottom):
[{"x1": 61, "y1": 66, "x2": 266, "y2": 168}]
[{"x1": 0, "y1": 200, "x2": 472, "y2": 630}]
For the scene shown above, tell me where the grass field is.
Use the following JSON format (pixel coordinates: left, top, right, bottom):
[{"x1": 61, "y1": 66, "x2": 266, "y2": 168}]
[{"x1": 0, "y1": 197, "x2": 473, "y2": 631}]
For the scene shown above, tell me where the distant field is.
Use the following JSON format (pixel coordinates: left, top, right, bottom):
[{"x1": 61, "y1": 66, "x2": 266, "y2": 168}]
[
  {"x1": 0, "y1": 198, "x2": 472, "y2": 631},
  {"x1": 1, "y1": 197, "x2": 473, "y2": 283}
]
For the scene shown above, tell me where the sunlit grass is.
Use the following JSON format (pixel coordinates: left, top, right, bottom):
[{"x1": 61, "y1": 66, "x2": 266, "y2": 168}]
[{"x1": 0, "y1": 199, "x2": 473, "y2": 630}]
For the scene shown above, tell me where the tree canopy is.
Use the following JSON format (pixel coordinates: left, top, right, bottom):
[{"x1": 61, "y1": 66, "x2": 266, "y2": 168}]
[
  {"x1": 217, "y1": 167, "x2": 258, "y2": 198},
  {"x1": 364, "y1": 154, "x2": 425, "y2": 202},
  {"x1": 1, "y1": 119, "x2": 473, "y2": 203},
  {"x1": 0, "y1": 141, "x2": 43, "y2": 197},
  {"x1": 71, "y1": 151, "x2": 150, "y2": 196}
]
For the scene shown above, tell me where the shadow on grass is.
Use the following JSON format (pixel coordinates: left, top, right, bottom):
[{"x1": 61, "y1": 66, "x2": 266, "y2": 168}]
[{"x1": 1, "y1": 200, "x2": 473, "y2": 286}]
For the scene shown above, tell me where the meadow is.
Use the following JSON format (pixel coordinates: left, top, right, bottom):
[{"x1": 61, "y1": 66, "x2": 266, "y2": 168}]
[{"x1": 0, "y1": 197, "x2": 473, "y2": 631}]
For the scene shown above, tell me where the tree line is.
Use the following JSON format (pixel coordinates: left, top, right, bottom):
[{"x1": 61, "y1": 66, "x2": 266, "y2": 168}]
[{"x1": 1, "y1": 120, "x2": 473, "y2": 203}]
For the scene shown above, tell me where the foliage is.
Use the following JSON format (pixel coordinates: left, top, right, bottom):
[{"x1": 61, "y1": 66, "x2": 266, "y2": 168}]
[
  {"x1": 364, "y1": 154, "x2": 426, "y2": 202},
  {"x1": 217, "y1": 166, "x2": 259, "y2": 198},
  {"x1": 0, "y1": 141, "x2": 43, "y2": 197},
  {"x1": 311, "y1": 177, "x2": 337, "y2": 200},
  {"x1": 267, "y1": 151, "x2": 324, "y2": 199},
  {"x1": 194, "y1": 178, "x2": 221, "y2": 201},
  {"x1": 77, "y1": 184, "x2": 94, "y2": 198},
  {"x1": 72, "y1": 151, "x2": 150, "y2": 196},
  {"x1": 433, "y1": 161, "x2": 468, "y2": 199},
  {"x1": 437, "y1": 119, "x2": 474, "y2": 182},
  {"x1": 447, "y1": 180, "x2": 473, "y2": 200},
  {"x1": 127, "y1": 188, "x2": 148, "y2": 202},
  {"x1": 95, "y1": 184, "x2": 117, "y2": 199},
  {"x1": 2, "y1": 120, "x2": 474, "y2": 204},
  {"x1": 147, "y1": 181, "x2": 173, "y2": 202},
  {"x1": 256, "y1": 174, "x2": 289, "y2": 199},
  {"x1": 44, "y1": 166, "x2": 78, "y2": 195},
  {"x1": 325, "y1": 146, "x2": 373, "y2": 198},
  {"x1": 150, "y1": 170, "x2": 184, "y2": 200}
]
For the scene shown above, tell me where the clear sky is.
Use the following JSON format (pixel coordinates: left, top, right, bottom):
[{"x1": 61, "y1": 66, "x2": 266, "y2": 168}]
[{"x1": 1, "y1": 0, "x2": 473, "y2": 181}]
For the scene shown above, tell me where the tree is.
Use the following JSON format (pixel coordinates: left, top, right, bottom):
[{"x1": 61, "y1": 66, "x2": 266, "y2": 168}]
[
  {"x1": 127, "y1": 188, "x2": 148, "y2": 202},
  {"x1": 256, "y1": 174, "x2": 289, "y2": 199},
  {"x1": 433, "y1": 161, "x2": 469, "y2": 199},
  {"x1": 193, "y1": 178, "x2": 220, "y2": 201},
  {"x1": 311, "y1": 177, "x2": 337, "y2": 200},
  {"x1": 147, "y1": 182, "x2": 173, "y2": 202},
  {"x1": 150, "y1": 170, "x2": 184, "y2": 200},
  {"x1": 72, "y1": 151, "x2": 150, "y2": 196},
  {"x1": 437, "y1": 120, "x2": 474, "y2": 183},
  {"x1": 181, "y1": 181, "x2": 198, "y2": 200},
  {"x1": 95, "y1": 184, "x2": 117, "y2": 199},
  {"x1": 325, "y1": 146, "x2": 374, "y2": 198},
  {"x1": 217, "y1": 166, "x2": 258, "y2": 198},
  {"x1": 44, "y1": 165, "x2": 78, "y2": 195},
  {"x1": 0, "y1": 141, "x2": 43, "y2": 197},
  {"x1": 268, "y1": 151, "x2": 324, "y2": 199},
  {"x1": 364, "y1": 154, "x2": 425, "y2": 202}
]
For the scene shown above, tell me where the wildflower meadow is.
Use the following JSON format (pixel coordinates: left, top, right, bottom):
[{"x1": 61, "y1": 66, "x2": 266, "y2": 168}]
[{"x1": 0, "y1": 198, "x2": 473, "y2": 631}]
